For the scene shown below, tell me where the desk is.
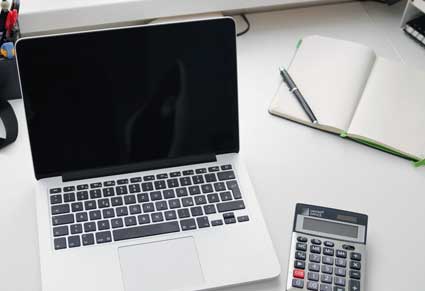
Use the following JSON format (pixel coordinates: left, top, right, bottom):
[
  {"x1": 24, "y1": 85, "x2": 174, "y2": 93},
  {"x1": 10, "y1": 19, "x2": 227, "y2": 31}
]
[{"x1": 1, "y1": 2, "x2": 425, "y2": 290}]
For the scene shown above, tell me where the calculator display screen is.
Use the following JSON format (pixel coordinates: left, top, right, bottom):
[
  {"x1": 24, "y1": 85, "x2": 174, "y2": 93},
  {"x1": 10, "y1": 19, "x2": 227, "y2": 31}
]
[{"x1": 303, "y1": 217, "x2": 358, "y2": 238}]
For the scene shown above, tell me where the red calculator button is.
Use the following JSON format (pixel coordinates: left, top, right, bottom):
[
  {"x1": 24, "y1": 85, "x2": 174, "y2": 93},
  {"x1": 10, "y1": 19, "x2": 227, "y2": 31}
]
[{"x1": 293, "y1": 269, "x2": 305, "y2": 279}]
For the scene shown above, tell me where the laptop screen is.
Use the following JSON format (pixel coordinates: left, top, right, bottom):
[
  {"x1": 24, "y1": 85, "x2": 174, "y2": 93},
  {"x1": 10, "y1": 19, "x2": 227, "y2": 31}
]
[{"x1": 16, "y1": 18, "x2": 239, "y2": 179}]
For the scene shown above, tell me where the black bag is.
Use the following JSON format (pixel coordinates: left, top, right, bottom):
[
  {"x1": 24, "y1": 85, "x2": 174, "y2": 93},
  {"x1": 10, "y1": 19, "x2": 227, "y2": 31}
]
[{"x1": 0, "y1": 58, "x2": 20, "y2": 150}]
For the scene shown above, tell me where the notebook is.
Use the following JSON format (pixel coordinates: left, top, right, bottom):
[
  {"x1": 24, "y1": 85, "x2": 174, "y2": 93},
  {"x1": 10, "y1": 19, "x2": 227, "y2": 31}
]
[{"x1": 269, "y1": 35, "x2": 425, "y2": 166}]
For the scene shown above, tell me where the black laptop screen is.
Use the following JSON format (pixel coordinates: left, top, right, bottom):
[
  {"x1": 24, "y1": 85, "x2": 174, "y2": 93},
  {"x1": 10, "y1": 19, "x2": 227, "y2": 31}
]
[{"x1": 16, "y1": 19, "x2": 239, "y2": 179}]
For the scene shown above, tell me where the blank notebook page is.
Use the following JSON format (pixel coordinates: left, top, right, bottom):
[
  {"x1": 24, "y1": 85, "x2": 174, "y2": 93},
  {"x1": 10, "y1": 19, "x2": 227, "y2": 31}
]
[
  {"x1": 282, "y1": 35, "x2": 376, "y2": 131},
  {"x1": 348, "y1": 58, "x2": 425, "y2": 158}
]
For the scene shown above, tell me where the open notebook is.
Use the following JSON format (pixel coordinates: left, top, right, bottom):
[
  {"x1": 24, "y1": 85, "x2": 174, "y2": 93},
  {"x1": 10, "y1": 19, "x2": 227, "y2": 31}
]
[{"x1": 269, "y1": 35, "x2": 425, "y2": 166}]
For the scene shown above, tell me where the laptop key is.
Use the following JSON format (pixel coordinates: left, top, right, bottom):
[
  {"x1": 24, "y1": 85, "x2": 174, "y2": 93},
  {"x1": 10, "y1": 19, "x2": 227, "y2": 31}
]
[
  {"x1": 205, "y1": 173, "x2": 217, "y2": 182},
  {"x1": 111, "y1": 197, "x2": 123, "y2": 206},
  {"x1": 84, "y1": 200, "x2": 96, "y2": 210},
  {"x1": 150, "y1": 191, "x2": 162, "y2": 201},
  {"x1": 163, "y1": 189, "x2": 175, "y2": 199},
  {"x1": 192, "y1": 175, "x2": 204, "y2": 184},
  {"x1": 53, "y1": 225, "x2": 69, "y2": 237},
  {"x1": 50, "y1": 188, "x2": 61, "y2": 194},
  {"x1": 117, "y1": 179, "x2": 129, "y2": 185},
  {"x1": 142, "y1": 203, "x2": 154, "y2": 213},
  {"x1": 103, "y1": 187, "x2": 115, "y2": 197},
  {"x1": 226, "y1": 180, "x2": 242, "y2": 199},
  {"x1": 64, "y1": 192, "x2": 76, "y2": 202},
  {"x1": 98, "y1": 198, "x2": 110, "y2": 208},
  {"x1": 130, "y1": 177, "x2": 142, "y2": 183},
  {"x1": 82, "y1": 233, "x2": 95, "y2": 246},
  {"x1": 165, "y1": 210, "x2": 177, "y2": 220},
  {"x1": 180, "y1": 218, "x2": 197, "y2": 231},
  {"x1": 141, "y1": 182, "x2": 154, "y2": 191},
  {"x1": 182, "y1": 197, "x2": 194, "y2": 207},
  {"x1": 77, "y1": 191, "x2": 89, "y2": 200},
  {"x1": 129, "y1": 204, "x2": 141, "y2": 215},
  {"x1": 179, "y1": 177, "x2": 192, "y2": 186},
  {"x1": 157, "y1": 173, "x2": 168, "y2": 179},
  {"x1": 89, "y1": 210, "x2": 101, "y2": 220},
  {"x1": 111, "y1": 218, "x2": 124, "y2": 228},
  {"x1": 220, "y1": 191, "x2": 233, "y2": 201},
  {"x1": 54, "y1": 238, "x2": 67, "y2": 250},
  {"x1": 169, "y1": 198, "x2": 181, "y2": 209},
  {"x1": 76, "y1": 212, "x2": 88, "y2": 222},
  {"x1": 170, "y1": 171, "x2": 181, "y2": 177},
  {"x1": 77, "y1": 184, "x2": 88, "y2": 190},
  {"x1": 113, "y1": 221, "x2": 180, "y2": 241},
  {"x1": 178, "y1": 208, "x2": 190, "y2": 218},
  {"x1": 124, "y1": 216, "x2": 137, "y2": 226},
  {"x1": 196, "y1": 216, "x2": 210, "y2": 228},
  {"x1": 128, "y1": 184, "x2": 141, "y2": 193},
  {"x1": 204, "y1": 204, "x2": 217, "y2": 214},
  {"x1": 70, "y1": 224, "x2": 83, "y2": 234},
  {"x1": 221, "y1": 165, "x2": 232, "y2": 170},
  {"x1": 154, "y1": 180, "x2": 166, "y2": 190},
  {"x1": 50, "y1": 194, "x2": 62, "y2": 205},
  {"x1": 52, "y1": 214, "x2": 74, "y2": 226},
  {"x1": 64, "y1": 186, "x2": 75, "y2": 192},
  {"x1": 102, "y1": 208, "x2": 115, "y2": 218},
  {"x1": 104, "y1": 181, "x2": 115, "y2": 187},
  {"x1": 137, "y1": 193, "x2": 149, "y2": 203},
  {"x1": 211, "y1": 219, "x2": 223, "y2": 226},
  {"x1": 116, "y1": 186, "x2": 128, "y2": 195},
  {"x1": 143, "y1": 175, "x2": 155, "y2": 181},
  {"x1": 90, "y1": 182, "x2": 102, "y2": 188},
  {"x1": 188, "y1": 186, "x2": 201, "y2": 195},
  {"x1": 89, "y1": 189, "x2": 101, "y2": 199},
  {"x1": 213, "y1": 182, "x2": 226, "y2": 192},
  {"x1": 167, "y1": 178, "x2": 179, "y2": 188},
  {"x1": 155, "y1": 201, "x2": 168, "y2": 211},
  {"x1": 195, "y1": 195, "x2": 207, "y2": 205},
  {"x1": 217, "y1": 200, "x2": 245, "y2": 212},
  {"x1": 182, "y1": 170, "x2": 194, "y2": 176},
  {"x1": 97, "y1": 220, "x2": 110, "y2": 230},
  {"x1": 116, "y1": 206, "x2": 129, "y2": 217},
  {"x1": 84, "y1": 222, "x2": 96, "y2": 232},
  {"x1": 96, "y1": 231, "x2": 112, "y2": 244},
  {"x1": 51, "y1": 204, "x2": 70, "y2": 215},
  {"x1": 207, "y1": 193, "x2": 220, "y2": 203},
  {"x1": 217, "y1": 170, "x2": 235, "y2": 181},
  {"x1": 201, "y1": 184, "x2": 213, "y2": 193},
  {"x1": 124, "y1": 195, "x2": 136, "y2": 205},
  {"x1": 71, "y1": 202, "x2": 83, "y2": 212},
  {"x1": 190, "y1": 206, "x2": 203, "y2": 217},
  {"x1": 137, "y1": 214, "x2": 150, "y2": 225},
  {"x1": 151, "y1": 212, "x2": 164, "y2": 222},
  {"x1": 176, "y1": 188, "x2": 188, "y2": 197}
]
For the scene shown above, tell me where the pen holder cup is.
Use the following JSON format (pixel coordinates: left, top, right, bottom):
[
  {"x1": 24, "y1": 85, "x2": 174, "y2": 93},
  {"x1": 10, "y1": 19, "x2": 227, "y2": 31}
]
[{"x1": 0, "y1": 58, "x2": 21, "y2": 101}]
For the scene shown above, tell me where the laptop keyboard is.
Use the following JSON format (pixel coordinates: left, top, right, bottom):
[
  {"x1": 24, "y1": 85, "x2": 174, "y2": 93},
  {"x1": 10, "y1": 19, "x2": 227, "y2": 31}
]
[{"x1": 49, "y1": 164, "x2": 249, "y2": 250}]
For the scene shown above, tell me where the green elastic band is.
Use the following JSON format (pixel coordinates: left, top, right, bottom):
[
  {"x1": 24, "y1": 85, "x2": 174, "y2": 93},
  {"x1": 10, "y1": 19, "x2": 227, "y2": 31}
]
[
  {"x1": 413, "y1": 159, "x2": 425, "y2": 167},
  {"x1": 340, "y1": 131, "x2": 348, "y2": 138},
  {"x1": 296, "y1": 39, "x2": 303, "y2": 49}
]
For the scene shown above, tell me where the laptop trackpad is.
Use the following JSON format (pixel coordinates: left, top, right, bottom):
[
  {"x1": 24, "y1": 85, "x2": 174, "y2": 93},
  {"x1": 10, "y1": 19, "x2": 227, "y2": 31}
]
[{"x1": 118, "y1": 237, "x2": 205, "y2": 291}]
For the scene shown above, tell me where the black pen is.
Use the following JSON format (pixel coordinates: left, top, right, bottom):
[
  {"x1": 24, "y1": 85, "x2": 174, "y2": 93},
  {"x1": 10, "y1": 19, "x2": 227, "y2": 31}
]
[{"x1": 279, "y1": 67, "x2": 318, "y2": 124}]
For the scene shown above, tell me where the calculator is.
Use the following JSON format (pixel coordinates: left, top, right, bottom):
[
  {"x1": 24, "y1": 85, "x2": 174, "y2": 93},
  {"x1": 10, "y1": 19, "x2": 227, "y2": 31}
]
[{"x1": 286, "y1": 203, "x2": 368, "y2": 291}]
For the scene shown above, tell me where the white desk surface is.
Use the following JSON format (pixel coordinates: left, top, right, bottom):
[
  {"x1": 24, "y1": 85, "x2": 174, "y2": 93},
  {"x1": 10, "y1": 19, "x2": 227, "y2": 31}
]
[{"x1": 1, "y1": 1, "x2": 425, "y2": 291}]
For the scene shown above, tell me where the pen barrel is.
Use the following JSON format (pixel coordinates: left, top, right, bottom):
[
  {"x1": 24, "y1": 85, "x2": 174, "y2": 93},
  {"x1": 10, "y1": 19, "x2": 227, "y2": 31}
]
[{"x1": 293, "y1": 89, "x2": 317, "y2": 122}]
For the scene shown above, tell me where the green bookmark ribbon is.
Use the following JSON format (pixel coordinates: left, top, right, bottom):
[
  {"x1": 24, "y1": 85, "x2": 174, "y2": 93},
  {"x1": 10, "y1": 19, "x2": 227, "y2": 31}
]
[{"x1": 413, "y1": 159, "x2": 425, "y2": 167}]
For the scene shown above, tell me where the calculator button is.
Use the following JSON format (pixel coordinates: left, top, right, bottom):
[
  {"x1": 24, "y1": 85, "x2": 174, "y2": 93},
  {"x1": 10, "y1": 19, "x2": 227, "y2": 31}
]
[
  {"x1": 308, "y1": 263, "x2": 320, "y2": 272},
  {"x1": 292, "y1": 279, "x2": 304, "y2": 288},
  {"x1": 342, "y1": 244, "x2": 355, "y2": 251},
  {"x1": 321, "y1": 265, "x2": 333, "y2": 274},
  {"x1": 334, "y1": 287, "x2": 345, "y2": 291},
  {"x1": 349, "y1": 270, "x2": 361, "y2": 280},
  {"x1": 336, "y1": 250, "x2": 347, "y2": 258},
  {"x1": 295, "y1": 260, "x2": 306, "y2": 269},
  {"x1": 308, "y1": 272, "x2": 320, "y2": 281},
  {"x1": 311, "y1": 238, "x2": 322, "y2": 245},
  {"x1": 297, "y1": 236, "x2": 308, "y2": 242},
  {"x1": 335, "y1": 258, "x2": 347, "y2": 267},
  {"x1": 349, "y1": 279, "x2": 361, "y2": 291},
  {"x1": 349, "y1": 261, "x2": 361, "y2": 270},
  {"x1": 310, "y1": 254, "x2": 321, "y2": 263},
  {"x1": 324, "y1": 241, "x2": 334, "y2": 247},
  {"x1": 334, "y1": 277, "x2": 346, "y2": 287},
  {"x1": 323, "y1": 247, "x2": 335, "y2": 256},
  {"x1": 296, "y1": 242, "x2": 308, "y2": 251},
  {"x1": 350, "y1": 252, "x2": 362, "y2": 261},
  {"x1": 335, "y1": 267, "x2": 347, "y2": 277},
  {"x1": 320, "y1": 284, "x2": 332, "y2": 291},
  {"x1": 322, "y1": 256, "x2": 334, "y2": 265},
  {"x1": 321, "y1": 274, "x2": 332, "y2": 284},
  {"x1": 307, "y1": 281, "x2": 319, "y2": 291},
  {"x1": 293, "y1": 269, "x2": 305, "y2": 279},
  {"x1": 311, "y1": 245, "x2": 321, "y2": 254},
  {"x1": 295, "y1": 251, "x2": 307, "y2": 261}
]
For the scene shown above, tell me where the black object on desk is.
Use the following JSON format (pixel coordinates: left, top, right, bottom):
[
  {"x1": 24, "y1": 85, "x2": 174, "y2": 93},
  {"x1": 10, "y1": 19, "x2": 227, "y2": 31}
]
[
  {"x1": 0, "y1": 58, "x2": 20, "y2": 150},
  {"x1": 279, "y1": 67, "x2": 318, "y2": 124},
  {"x1": 404, "y1": 15, "x2": 425, "y2": 48}
]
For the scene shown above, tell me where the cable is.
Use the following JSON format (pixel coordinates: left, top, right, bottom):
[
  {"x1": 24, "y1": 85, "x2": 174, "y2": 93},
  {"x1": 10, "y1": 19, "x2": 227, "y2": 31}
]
[{"x1": 237, "y1": 14, "x2": 250, "y2": 37}]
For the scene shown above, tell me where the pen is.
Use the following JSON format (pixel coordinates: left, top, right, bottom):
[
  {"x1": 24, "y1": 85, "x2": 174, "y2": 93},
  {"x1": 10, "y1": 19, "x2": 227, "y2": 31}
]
[{"x1": 279, "y1": 67, "x2": 318, "y2": 124}]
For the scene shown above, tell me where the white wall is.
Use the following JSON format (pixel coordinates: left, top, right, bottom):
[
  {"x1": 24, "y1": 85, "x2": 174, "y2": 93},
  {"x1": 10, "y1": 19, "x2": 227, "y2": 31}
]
[{"x1": 19, "y1": 0, "x2": 349, "y2": 35}]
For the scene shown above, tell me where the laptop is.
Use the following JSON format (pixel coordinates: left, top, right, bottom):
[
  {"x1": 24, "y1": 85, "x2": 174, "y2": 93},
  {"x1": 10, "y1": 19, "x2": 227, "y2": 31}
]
[{"x1": 15, "y1": 18, "x2": 280, "y2": 291}]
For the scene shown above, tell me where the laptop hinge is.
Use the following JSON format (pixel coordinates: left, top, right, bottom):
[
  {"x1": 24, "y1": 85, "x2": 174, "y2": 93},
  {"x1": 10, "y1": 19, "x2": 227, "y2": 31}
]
[{"x1": 61, "y1": 154, "x2": 217, "y2": 182}]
